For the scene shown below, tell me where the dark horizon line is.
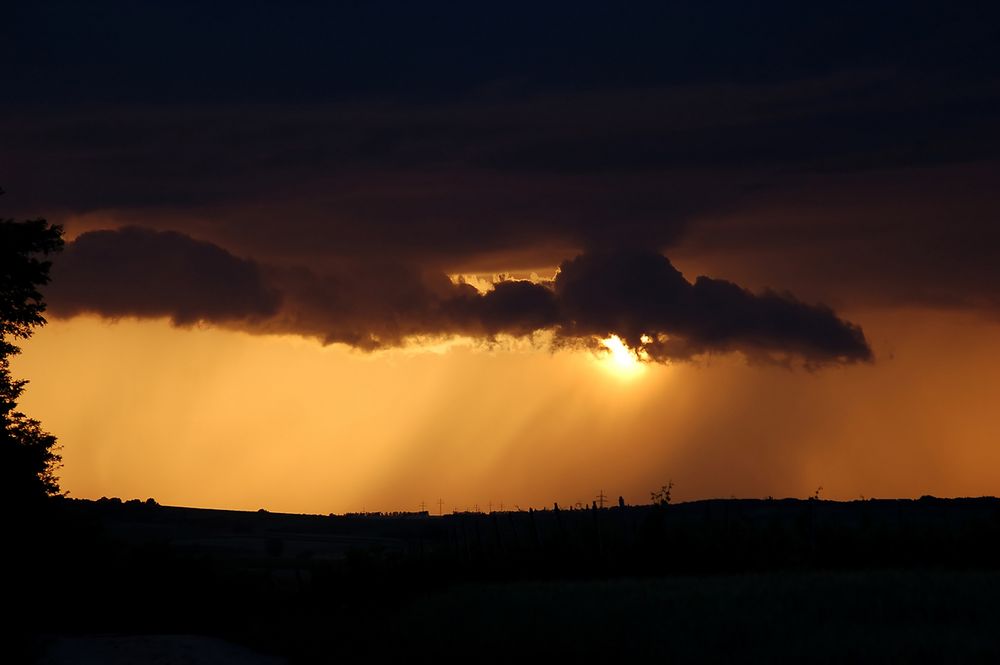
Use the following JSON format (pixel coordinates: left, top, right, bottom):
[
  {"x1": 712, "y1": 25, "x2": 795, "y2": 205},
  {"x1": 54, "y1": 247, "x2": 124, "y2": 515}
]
[{"x1": 72, "y1": 492, "x2": 993, "y2": 517}]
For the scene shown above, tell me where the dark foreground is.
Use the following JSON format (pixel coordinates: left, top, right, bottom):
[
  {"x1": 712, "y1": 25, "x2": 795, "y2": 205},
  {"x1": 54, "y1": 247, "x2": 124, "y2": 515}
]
[{"x1": 11, "y1": 496, "x2": 1000, "y2": 663}]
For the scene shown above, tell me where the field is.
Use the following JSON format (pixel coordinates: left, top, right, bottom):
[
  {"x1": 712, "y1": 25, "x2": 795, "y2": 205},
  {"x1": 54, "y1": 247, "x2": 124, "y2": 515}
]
[{"x1": 15, "y1": 496, "x2": 1000, "y2": 663}]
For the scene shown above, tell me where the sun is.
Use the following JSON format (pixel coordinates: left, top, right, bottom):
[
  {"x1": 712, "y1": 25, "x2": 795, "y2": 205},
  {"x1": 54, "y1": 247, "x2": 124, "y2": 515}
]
[{"x1": 598, "y1": 335, "x2": 647, "y2": 378}]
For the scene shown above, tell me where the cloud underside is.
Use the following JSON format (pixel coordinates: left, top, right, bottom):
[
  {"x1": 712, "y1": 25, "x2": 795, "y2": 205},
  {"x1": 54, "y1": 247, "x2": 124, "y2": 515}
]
[{"x1": 47, "y1": 227, "x2": 871, "y2": 365}]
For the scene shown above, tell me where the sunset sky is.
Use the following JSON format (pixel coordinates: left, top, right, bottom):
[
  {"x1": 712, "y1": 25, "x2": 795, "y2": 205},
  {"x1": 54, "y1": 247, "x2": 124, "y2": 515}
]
[{"x1": 4, "y1": 2, "x2": 1000, "y2": 513}]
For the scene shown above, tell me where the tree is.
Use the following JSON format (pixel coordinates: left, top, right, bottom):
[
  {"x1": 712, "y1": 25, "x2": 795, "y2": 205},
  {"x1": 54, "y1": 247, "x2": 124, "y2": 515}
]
[
  {"x1": 0, "y1": 189, "x2": 65, "y2": 504},
  {"x1": 650, "y1": 480, "x2": 674, "y2": 507}
]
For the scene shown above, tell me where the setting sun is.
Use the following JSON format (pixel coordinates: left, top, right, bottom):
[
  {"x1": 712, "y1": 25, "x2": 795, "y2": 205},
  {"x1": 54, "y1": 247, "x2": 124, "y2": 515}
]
[{"x1": 599, "y1": 335, "x2": 647, "y2": 377}]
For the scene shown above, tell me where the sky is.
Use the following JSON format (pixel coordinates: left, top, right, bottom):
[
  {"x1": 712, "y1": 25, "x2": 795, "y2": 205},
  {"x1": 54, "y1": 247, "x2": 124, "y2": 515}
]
[{"x1": 4, "y1": 1, "x2": 1000, "y2": 512}]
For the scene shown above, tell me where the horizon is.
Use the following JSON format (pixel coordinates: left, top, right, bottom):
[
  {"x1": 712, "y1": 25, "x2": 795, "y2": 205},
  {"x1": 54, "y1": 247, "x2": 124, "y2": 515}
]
[{"x1": 71, "y1": 492, "x2": 1000, "y2": 519}]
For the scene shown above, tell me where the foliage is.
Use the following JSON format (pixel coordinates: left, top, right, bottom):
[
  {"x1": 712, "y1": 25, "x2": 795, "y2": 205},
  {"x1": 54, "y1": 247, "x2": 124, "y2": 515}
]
[
  {"x1": 650, "y1": 480, "x2": 674, "y2": 506},
  {"x1": 0, "y1": 189, "x2": 65, "y2": 503}
]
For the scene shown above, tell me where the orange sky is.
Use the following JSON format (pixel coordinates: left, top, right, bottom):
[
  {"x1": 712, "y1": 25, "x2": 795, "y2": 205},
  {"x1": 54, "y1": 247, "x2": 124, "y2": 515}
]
[
  {"x1": 5, "y1": 3, "x2": 1000, "y2": 518},
  {"x1": 13, "y1": 305, "x2": 1000, "y2": 514}
]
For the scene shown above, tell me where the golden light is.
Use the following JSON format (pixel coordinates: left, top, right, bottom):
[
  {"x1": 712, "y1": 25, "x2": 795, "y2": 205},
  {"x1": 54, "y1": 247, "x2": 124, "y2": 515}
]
[{"x1": 599, "y1": 335, "x2": 647, "y2": 378}]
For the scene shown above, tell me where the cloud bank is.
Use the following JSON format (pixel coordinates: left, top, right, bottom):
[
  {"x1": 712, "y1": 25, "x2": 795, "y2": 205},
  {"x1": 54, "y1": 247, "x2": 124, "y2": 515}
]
[
  {"x1": 49, "y1": 227, "x2": 280, "y2": 324},
  {"x1": 48, "y1": 227, "x2": 872, "y2": 365},
  {"x1": 3, "y1": 3, "x2": 998, "y2": 318}
]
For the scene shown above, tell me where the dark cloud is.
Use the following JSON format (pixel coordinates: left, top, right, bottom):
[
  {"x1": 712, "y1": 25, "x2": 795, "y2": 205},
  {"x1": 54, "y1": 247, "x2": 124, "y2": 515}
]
[
  {"x1": 48, "y1": 227, "x2": 280, "y2": 324},
  {"x1": 671, "y1": 162, "x2": 1000, "y2": 313},
  {"x1": 46, "y1": 228, "x2": 871, "y2": 365},
  {"x1": 457, "y1": 280, "x2": 561, "y2": 338},
  {"x1": 5, "y1": 68, "x2": 996, "y2": 277},
  {"x1": 554, "y1": 251, "x2": 872, "y2": 364},
  {"x1": 251, "y1": 264, "x2": 562, "y2": 349},
  {"x1": 5, "y1": 2, "x2": 999, "y2": 104},
  {"x1": 3, "y1": 1, "x2": 997, "y2": 321}
]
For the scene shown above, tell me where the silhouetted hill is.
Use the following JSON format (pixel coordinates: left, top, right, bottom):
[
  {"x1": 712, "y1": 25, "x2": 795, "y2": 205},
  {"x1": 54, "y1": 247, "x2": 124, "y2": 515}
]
[
  {"x1": 19, "y1": 496, "x2": 1000, "y2": 663},
  {"x1": 54, "y1": 494, "x2": 1000, "y2": 577}
]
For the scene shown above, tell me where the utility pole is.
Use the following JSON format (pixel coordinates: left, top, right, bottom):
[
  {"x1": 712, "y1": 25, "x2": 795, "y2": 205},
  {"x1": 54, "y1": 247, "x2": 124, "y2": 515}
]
[
  {"x1": 595, "y1": 489, "x2": 608, "y2": 509},
  {"x1": 419, "y1": 500, "x2": 427, "y2": 512},
  {"x1": 437, "y1": 498, "x2": 444, "y2": 516}
]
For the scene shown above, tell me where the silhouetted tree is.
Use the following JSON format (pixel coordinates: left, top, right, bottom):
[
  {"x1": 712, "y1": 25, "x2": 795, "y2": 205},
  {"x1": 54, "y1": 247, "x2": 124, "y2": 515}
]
[
  {"x1": 650, "y1": 481, "x2": 674, "y2": 507},
  {"x1": 0, "y1": 189, "x2": 65, "y2": 505}
]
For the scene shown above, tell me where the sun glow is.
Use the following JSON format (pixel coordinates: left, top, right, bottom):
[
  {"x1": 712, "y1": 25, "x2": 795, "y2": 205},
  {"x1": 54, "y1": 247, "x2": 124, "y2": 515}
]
[{"x1": 599, "y1": 335, "x2": 647, "y2": 377}]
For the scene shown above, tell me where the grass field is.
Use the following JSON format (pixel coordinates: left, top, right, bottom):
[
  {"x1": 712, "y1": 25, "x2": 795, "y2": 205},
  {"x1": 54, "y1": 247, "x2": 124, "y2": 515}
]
[
  {"x1": 334, "y1": 570, "x2": 1000, "y2": 662},
  {"x1": 17, "y1": 498, "x2": 1000, "y2": 663}
]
